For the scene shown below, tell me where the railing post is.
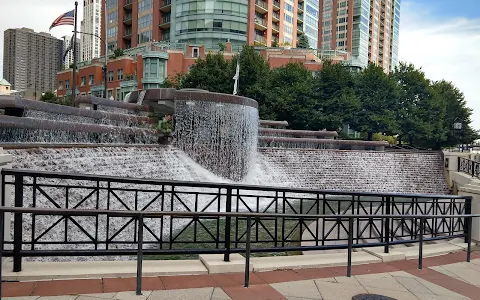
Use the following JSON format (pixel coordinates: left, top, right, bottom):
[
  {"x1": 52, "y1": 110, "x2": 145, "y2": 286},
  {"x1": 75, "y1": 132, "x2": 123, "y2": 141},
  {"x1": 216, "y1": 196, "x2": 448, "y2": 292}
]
[
  {"x1": 418, "y1": 217, "x2": 424, "y2": 270},
  {"x1": 244, "y1": 216, "x2": 252, "y2": 288},
  {"x1": 467, "y1": 216, "x2": 472, "y2": 262},
  {"x1": 347, "y1": 217, "x2": 353, "y2": 277},
  {"x1": 224, "y1": 187, "x2": 232, "y2": 262},
  {"x1": 465, "y1": 196, "x2": 472, "y2": 243},
  {"x1": 0, "y1": 210, "x2": 5, "y2": 299},
  {"x1": 457, "y1": 157, "x2": 461, "y2": 172},
  {"x1": 472, "y1": 160, "x2": 475, "y2": 177},
  {"x1": 135, "y1": 215, "x2": 144, "y2": 296},
  {"x1": 13, "y1": 174, "x2": 24, "y2": 272},
  {"x1": 384, "y1": 197, "x2": 391, "y2": 253}
]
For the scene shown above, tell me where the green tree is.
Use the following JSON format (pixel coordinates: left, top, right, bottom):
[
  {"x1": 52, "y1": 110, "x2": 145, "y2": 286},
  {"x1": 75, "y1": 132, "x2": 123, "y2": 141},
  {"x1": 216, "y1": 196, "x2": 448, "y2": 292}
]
[
  {"x1": 353, "y1": 63, "x2": 399, "y2": 140},
  {"x1": 312, "y1": 61, "x2": 359, "y2": 131},
  {"x1": 391, "y1": 63, "x2": 445, "y2": 148},
  {"x1": 296, "y1": 34, "x2": 310, "y2": 49},
  {"x1": 265, "y1": 63, "x2": 316, "y2": 129},
  {"x1": 111, "y1": 48, "x2": 124, "y2": 59},
  {"x1": 178, "y1": 52, "x2": 233, "y2": 93},
  {"x1": 40, "y1": 91, "x2": 57, "y2": 101},
  {"x1": 432, "y1": 80, "x2": 478, "y2": 147}
]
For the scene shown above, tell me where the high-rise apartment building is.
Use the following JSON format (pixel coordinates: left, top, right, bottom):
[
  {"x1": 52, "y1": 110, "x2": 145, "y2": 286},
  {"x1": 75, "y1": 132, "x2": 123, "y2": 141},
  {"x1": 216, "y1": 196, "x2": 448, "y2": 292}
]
[
  {"x1": 80, "y1": 0, "x2": 102, "y2": 61},
  {"x1": 3, "y1": 28, "x2": 63, "y2": 94},
  {"x1": 101, "y1": 0, "x2": 310, "y2": 55},
  {"x1": 317, "y1": 0, "x2": 400, "y2": 72},
  {"x1": 61, "y1": 35, "x2": 80, "y2": 69}
]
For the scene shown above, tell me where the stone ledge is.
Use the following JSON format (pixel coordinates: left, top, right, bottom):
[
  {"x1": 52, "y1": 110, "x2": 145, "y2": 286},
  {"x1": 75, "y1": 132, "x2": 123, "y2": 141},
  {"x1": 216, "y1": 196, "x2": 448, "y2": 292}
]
[
  {"x1": 199, "y1": 254, "x2": 252, "y2": 274},
  {"x1": 1, "y1": 259, "x2": 208, "y2": 281},
  {"x1": 250, "y1": 252, "x2": 381, "y2": 272},
  {"x1": 397, "y1": 243, "x2": 464, "y2": 260},
  {"x1": 362, "y1": 247, "x2": 406, "y2": 262}
]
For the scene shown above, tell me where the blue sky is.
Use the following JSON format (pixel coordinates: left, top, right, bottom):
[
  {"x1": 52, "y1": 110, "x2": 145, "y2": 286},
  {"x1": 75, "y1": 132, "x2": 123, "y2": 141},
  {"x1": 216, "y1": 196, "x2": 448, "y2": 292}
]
[{"x1": 412, "y1": 0, "x2": 480, "y2": 19}]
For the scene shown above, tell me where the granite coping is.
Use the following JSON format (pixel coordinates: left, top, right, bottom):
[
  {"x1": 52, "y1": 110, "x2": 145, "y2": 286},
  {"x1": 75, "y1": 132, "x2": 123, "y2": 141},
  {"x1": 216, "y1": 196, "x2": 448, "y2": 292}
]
[
  {"x1": 74, "y1": 95, "x2": 153, "y2": 112},
  {"x1": 142, "y1": 89, "x2": 259, "y2": 109},
  {"x1": 259, "y1": 128, "x2": 338, "y2": 137}
]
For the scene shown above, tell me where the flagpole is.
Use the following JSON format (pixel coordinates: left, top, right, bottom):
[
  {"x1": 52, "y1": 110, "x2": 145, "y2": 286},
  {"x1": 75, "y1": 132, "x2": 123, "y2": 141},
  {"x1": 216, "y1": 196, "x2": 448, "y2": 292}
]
[{"x1": 72, "y1": 1, "x2": 78, "y2": 101}]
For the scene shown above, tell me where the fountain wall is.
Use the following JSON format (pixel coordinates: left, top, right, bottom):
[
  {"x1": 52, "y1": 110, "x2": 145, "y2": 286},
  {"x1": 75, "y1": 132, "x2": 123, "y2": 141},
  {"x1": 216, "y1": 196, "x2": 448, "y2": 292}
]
[{"x1": 143, "y1": 89, "x2": 259, "y2": 181}]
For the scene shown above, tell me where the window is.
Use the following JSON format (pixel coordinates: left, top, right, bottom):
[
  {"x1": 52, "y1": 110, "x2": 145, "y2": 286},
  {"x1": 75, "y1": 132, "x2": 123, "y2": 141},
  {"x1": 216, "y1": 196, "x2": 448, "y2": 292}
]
[
  {"x1": 107, "y1": 11, "x2": 117, "y2": 24},
  {"x1": 65, "y1": 80, "x2": 70, "y2": 89},
  {"x1": 192, "y1": 47, "x2": 199, "y2": 58},
  {"x1": 117, "y1": 69, "x2": 123, "y2": 80},
  {"x1": 306, "y1": 5, "x2": 318, "y2": 17},
  {"x1": 284, "y1": 3, "x2": 293, "y2": 12},
  {"x1": 58, "y1": 81, "x2": 63, "y2": 90},
  {"x1": 337, "y1": 40, "x2": 345, "y2": 47},
  {"x1": 108, "y1": 71, "x2": 114, "y2": 82},
  {"x1": 138, "y1": 14, "x2": 153, "y2": 28},
  {"x1": 106, "y1": 0, "x2": 117, "y2": 10},
  {"x1": 337, "y1": 17, "x2": 347, "y2": 24},
  {"x1": 107, "y1": 26, "x2": 117, "y2": 38},
  {"x1": 88, "y1": 75, "x2": 94, "y2": 85},
  {"x1": 81, "y1": 76, "x2": 86, "y2": 86},
  {"x1": 139, "y1": 0, "x2": 152, "y2": 12},
  {"x1": 107, "y1": 89, "x2": 113, "y2": 99},
  {"x1": 138, "y1": 30, "x2": 152, "y2": 43},
  {"x1": 284, "y1": 14, "x2": 293, "y2": 23}
]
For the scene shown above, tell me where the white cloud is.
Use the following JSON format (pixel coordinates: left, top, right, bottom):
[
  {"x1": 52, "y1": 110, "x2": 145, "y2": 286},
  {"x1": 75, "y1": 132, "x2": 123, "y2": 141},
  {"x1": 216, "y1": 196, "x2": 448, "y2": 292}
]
[
  {"x1": 0, "y1": 0, "x2": 84, "y2": 78},
  {"x1": 399, "y1": 1, "x2": 480, "y2": 130}
]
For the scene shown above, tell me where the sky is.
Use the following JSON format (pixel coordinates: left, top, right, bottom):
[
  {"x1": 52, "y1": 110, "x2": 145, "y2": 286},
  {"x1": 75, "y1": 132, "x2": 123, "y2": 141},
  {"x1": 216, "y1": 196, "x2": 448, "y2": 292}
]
[{"x1": 0, "y1": 0, "x2": 479, "y2": 128}]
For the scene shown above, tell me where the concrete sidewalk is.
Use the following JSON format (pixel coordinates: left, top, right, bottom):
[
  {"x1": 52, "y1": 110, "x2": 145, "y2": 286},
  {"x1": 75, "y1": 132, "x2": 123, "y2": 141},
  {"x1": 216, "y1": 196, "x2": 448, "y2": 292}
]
[{"x1": 3, "y1": 252, "x2": 480, "y2": 300}]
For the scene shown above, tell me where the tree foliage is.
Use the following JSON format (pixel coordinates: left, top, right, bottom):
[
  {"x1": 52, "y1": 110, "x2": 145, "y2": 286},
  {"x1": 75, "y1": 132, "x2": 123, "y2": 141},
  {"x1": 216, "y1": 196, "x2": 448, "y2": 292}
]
[
  {"x1": 296, "y1": 34, "x2": 310, "y2": 49},
  {"x1": 164, "y1": 45, "x2": 477, "y2": 149}
]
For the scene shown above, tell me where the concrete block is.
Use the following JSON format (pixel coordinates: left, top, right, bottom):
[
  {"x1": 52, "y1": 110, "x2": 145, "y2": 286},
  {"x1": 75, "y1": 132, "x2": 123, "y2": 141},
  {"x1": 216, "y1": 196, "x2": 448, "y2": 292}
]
[
  {"x1": 397, "y1": 243, "x2": 464, "y2": 260},
  {"x1": 250, "y1": 252, "x2": 381, "y2": 272},
  {"x1": 2, "y1": 259, "x2": 208, "y2": 281},
  {"x1": 363, "y1": 247, "x2": 406, "y2": 262},
  {"x1": 199, "y1": 254, "x2": 252, "y2": 274}
]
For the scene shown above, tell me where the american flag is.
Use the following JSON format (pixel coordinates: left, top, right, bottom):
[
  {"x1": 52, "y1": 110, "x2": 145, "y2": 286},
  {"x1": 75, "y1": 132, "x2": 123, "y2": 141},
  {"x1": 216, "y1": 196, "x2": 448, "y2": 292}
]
[{"x1": 49, "y1": 9, "x2": 75, "y2": 30}]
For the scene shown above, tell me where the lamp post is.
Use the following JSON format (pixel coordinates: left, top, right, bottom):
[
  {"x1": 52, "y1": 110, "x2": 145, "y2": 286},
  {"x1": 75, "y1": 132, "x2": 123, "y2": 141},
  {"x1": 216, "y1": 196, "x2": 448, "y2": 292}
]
[
  {"x1": 453, "y1": 118, "x2": 464, "y2": 152},
  {"x1": 29, "y1": 82, "x2": 37, "y2": 100},
  {"x1": 73, "y1": 30, "x2": 108, "y2": 99}
]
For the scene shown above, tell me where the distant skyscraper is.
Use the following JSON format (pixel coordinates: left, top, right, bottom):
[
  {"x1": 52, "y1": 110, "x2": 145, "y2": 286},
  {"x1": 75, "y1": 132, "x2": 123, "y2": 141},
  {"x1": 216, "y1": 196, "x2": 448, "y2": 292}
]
[
  {"x1": 101, "y1": 0, "x2": 312, "y2": 55},
  {"x1": 61, "y1": 35, "x2": 80, "y2": 69},
  {"x1": 80, "y1": 0, "x2": 102, "y2": 61},
  {"x1": 317, "y1": 0, "x2": 400, "y2": 72},
  {"x1": 3, "y1": 28, "x2": 63, "y2": 94}
]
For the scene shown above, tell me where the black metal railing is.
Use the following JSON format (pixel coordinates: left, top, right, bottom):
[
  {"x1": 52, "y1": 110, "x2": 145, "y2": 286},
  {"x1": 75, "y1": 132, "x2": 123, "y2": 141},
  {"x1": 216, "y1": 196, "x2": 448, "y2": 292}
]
[
  {"x1": 0, "y1": 169, "x2": 472, "y2": 288},
  {"x1": 0, "y1": 207, "x2": 475, "y2": 296},
  {"x1": 458, "y1": 157, "x2": 480, "y2": 178}
]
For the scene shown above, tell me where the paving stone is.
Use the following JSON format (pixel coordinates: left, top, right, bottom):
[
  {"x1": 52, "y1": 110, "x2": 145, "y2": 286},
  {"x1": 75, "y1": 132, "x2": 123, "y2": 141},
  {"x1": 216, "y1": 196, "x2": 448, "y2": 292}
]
[
  {"x1": 438, "y1": 266, "x2": 480, "y2": 285},
  {"x1": 78, "y1": 294, "x2": 116, "y2": 299},
  {"x1": 363, "y1": 287, "x2": 418, "y2": 300},
  {"x1": 211, "y1": 287, "x2": 231, "y2": 300},
  {"x1": 113, "y1": 291, "x2": 151, "y2": 300},
  {"x1": 4, "y1": 297, "x2": 40, "y2": 300},
  {"x1": 285, "y1": 297, "x2": 321, "y2": 300},
  {"x1": 222, "y1": 284, "x2": 286, "y2": 300},
  {"x1": 332, "y1": 276, "x2": 361, "y2": 286},
  {"x1": 148, "y1": 287, "x2": 214, "y2": 300},
  {"x1": 36, "y1": 297, "x2": 77, "y2": 300},
  {"x1": 393, "y1": 276, "x2": 435, "y2": 295},
  {"x1": 314, "y1": 281, "x2": 367, "y2": 300},
  {"x1": 160, "y1": 275, "x2": 217, "y2": 290},
  {"x1": 271, "y1": 280, "x2": 322, "y2": 299},
  {"x1": 355, "y1": 273, "x2": 408, "y2": 292},
  {"x1": 414, "y1": 293, "x2": 469, "y2": 300},
  {"x1": 388, "y1": 271, "x2": 415, "y2": 278},
  {"x1": 34, "y1": 279, "x2": 102, "y2": 296},
  {"x1": 415, "y1": 277, "x2": 471, "y2": 298},
  {"x1": 2, "y1": 282, "x2": 37, "y2": 297},
  {"x1": 256, "y1": 270, "x2": 305, "y2": 284},
  {"x1": 313, "y1": 278, "x2": 336, "y2": 283}
]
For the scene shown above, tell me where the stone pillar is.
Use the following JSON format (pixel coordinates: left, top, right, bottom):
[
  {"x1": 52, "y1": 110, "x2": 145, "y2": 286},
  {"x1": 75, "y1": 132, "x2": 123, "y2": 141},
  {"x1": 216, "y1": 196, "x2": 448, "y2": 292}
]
[
  {"x1": 443, "y1": 151, "x2": 469, "y2": 190},
  {"x1": 459, "y1": 182, "x2": 480, "y2": 242},
  {"x1": 0, "y1": 148, "x2": 13, "y2": 268}
]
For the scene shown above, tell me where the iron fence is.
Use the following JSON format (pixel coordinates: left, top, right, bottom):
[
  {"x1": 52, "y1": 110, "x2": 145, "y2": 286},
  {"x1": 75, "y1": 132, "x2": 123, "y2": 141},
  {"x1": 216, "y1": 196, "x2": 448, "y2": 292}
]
[
  {"x1": 458, "y1": 157, "x2": 480, "y2": 178},
  {"x1": 0, "y1": 169, "x2": 472, "y2": 279},
  {"x1": 0, "y1": 207, "x2": 475, "y2": 295}
]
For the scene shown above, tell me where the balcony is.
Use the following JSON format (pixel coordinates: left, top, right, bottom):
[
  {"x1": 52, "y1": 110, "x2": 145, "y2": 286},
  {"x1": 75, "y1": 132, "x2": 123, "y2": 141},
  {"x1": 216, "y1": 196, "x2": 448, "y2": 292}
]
[
  {"x1": 255, "y1": 17, "x2": 267, "y2": 31},
  {"x1": 160, "y1": 0, "x2": 172, "y2": 12},
  {"x1": 255, "y1": 0, "x2": 268, "y2": 14},
  {"x1": 297, "y1": 26, "x2": 304, "y2": 34},
  {"x1": 123, "y1": 14, "x2": 132, "y2": 25},
  {"x1": 272, "y1": 11, "x2": 280, "y2": 22},
  {"x1": 254, "y1": 34, "x2": 267, "y2": 46},
  {"x1": 272, "y1": 23, "x2": 280, "y2": 33},
  {"x1": 273, "y1": 0, "x2": 280, "y2": 11},
  {"x1": 123, "y1": 0, "x2": 133, "y2": 10},
  {"x1": 297, "y1": 14, "x2": 303, "y2": 23},
  {"x1": 159, "y1": 15, "x2": 171, "y2": 29},
  {"x1": 297, "y1": 3, "x2": 304, "y2": 12},
  {"x1": 123, "y1": 29, "x2": 132, "y2": 39}
]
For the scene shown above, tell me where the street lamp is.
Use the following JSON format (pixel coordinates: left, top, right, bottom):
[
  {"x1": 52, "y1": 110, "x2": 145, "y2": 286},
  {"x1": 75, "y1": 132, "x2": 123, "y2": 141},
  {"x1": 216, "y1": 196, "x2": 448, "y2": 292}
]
[{"x1": 73, "y1": 30, "x2": 108, "y2": 100}]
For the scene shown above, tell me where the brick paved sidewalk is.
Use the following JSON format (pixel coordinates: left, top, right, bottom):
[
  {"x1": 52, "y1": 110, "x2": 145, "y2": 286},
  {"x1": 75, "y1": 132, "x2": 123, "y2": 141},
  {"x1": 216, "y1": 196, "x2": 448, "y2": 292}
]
[{"x1": 3, "y1": 251, "x2": 480, "y2": 300}]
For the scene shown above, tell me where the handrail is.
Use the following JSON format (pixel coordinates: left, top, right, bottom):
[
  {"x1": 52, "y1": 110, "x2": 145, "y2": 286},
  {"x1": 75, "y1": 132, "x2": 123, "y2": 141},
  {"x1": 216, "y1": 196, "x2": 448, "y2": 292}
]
[
  {"x1": 0, "y1": 206, "x2": 474, "y2": 295},
  {"x1": 458, "y1": 157, "x2": 480, "y2": 178},
  {"x1": 1, "y1": 168, "x2": 468, "y2": 199}
]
